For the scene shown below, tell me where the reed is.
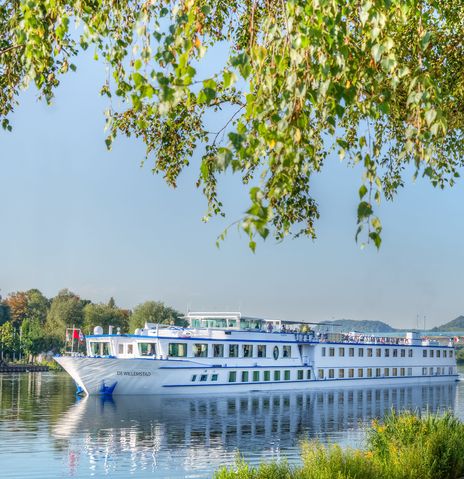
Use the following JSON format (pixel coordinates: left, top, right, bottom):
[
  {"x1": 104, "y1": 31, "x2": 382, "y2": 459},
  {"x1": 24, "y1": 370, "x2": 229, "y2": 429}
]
[{"x1": 214, "y1": 411, "x2": 464, "y2": 479}]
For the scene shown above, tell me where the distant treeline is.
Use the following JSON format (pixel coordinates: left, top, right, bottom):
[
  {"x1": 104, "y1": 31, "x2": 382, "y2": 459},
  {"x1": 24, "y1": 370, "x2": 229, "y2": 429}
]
[{"x1": 0, "y1": 289, "x2": 183, "y2": 362}]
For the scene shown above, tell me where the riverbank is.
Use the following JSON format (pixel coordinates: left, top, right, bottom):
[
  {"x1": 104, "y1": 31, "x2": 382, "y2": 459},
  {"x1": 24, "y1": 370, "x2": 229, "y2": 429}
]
[{"x1": 215, "y1": 411, "x2": 464, "y2": 479}]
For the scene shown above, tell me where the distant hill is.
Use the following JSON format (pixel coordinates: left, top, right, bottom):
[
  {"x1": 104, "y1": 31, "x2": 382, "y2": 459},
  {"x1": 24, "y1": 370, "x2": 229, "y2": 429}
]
[
  {"x1": 321, "y1": 319, "x2": 396, "y2": 333},
  {"x1": 431, "y1": 316, "x2": 464, "y2": 332}
]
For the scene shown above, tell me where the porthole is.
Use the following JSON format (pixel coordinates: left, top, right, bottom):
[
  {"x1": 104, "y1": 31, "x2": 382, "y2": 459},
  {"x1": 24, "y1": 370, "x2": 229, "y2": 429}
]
[{"x1": 273, "y1": 346, "x2": 279, "y2": 360}]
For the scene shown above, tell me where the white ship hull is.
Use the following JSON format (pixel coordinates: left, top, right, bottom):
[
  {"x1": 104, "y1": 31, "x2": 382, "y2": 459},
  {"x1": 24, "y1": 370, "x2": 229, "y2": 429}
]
[{"x1": 55, "y1": 356, "x2": 459, "y2": 396}]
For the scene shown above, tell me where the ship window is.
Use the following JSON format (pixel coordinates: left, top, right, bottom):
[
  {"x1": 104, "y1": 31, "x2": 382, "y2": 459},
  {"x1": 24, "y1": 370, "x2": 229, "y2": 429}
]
[
  {"x1": 349, "y1": 368, "x2": 354, "y2": 378},
  {"x1": 90, "y1": 342, "x2": 100, "y2": 355},
  {"x1": 242, "y1": 344, "x2": 253, "y2": 358},
  {"x1": 168, "y1": 343, "x2": 187, "y2": 357},
  {"x1": 297, "y1": 370, "x2": 304, "y2": 380},
  {"x1": 393, "y1": 349, "x2": 398, "y2": 357},
  {"x1": 213, "y1": 344, "x2": 224, "y2": 357},
  {"x1": 193, "y1": 344, "x2": 208, "y2": 358},
  {"x1": 321, "y1": 347, "x2": 326, "y2": 357},
  {"x1": 422, "y1": 367, "x2": 427, "y2": 376},
  {"x1": 241, "y1": 371, "x2": 249, "y2": 382},
  {"x1": 449, "y1": 367, "x2": 453, "y2": 375},
  {"x1": 392, "y1": 368, "x2": 398, "y2": 376},
  {"x1": 401, "y1": 349, "x2": 406, "y2": 357},
  {"x1": 329, "y1": 348, "x2": 335, "y2": 357},
  {"x1": 283, "y1": 346, "x2": 291, "y2": 358},
  {"x1": 102, "y1": 343, "x2": 111, "y2": 356},
  {"x1": 429, "y1": 367, "x2": 433, "y2": 375},
  {"x1": 274, "y1": 370, "x2": 281, "y2": 380},
  {"x1": 400, "y1": 368, "x2": 405, "y2": 376},
  {"x1": 367, "y1": 368, "x2": 372, "y2": 377},
  {"x1": 318, "y1": 369, "x2": 324, "y2": 379},
  {"x1": 329, "y1": 369, "x2": 335, "y2": 379},
  {"x1": 191, "y1": 375, "x2": 197, "y2": 381},
  {"x1": 384, "y1": 368, "x2": 389, "y2": 377},
  {"x1": 307, "y1": 370, "x2": 311, "y2": 380},
  {"x1": 358, "y1": 348, "x2": 364, "y2": 357},
  {"x1": 264, "y1": 371, "x2": 270, "y2": 381},
  {"x1": 437, "y1": 350, "x2": 441, "y2": 358},
  {"x1": 339, "y1": 347, "x2": 345, "y2": 357},
  {"x1": 376, "y1": 348, "x2": 381, "y2": 357},
  {"x1": 367, "y1": 348, "x2": 373, "y2": 357},
  {"x1": 253, "y1": 371, "x2": 260, "y2": 382},
  {"x1": 284, "y1": 370, "x2": 291, "y2": 380},
  {"x1": 257, "y1": 345, "x2": 267, "y2": 358},
  {"x1": 118, "y1": 344, "x2": 124, "y2": 354},
  {"x1": 444, "y1": 350, "x2": 447, "y2": 358},
  {"x1": 430, "y1": 350, "x2": 434, "y2": 357},
  {"x1": 385, "y1": 349, "x2": 390, "y2": 357},
  {"x1": 450, "y1": 350, "x2": 453, "y2": 358},
  {"x1": 211, "y1": 374, "x2": 218, "y2": 381},
  {"x1": 273, "y1": 346, "x2": 279, "y2": 360},
  {"x1": 228, "y1": 371, "x2": 237, "y2": 382},
  {"x1": 423, "y1": 350, "x2": 427, "y2": 357},
  {"x1": 138, "y1": 343, "x2": 156, "y2": 356},
  {"x1": 408, "y1": 349, "x2": 413, "y2": 357},
  {"x1": 349, "y1": 348, "x2": 354, "y2": 357},
  {"x1": 407, "y1": 368, "x2": 412, "y2": 376},
  {"x1": 339, "y1": 369, "x2": 345, "y2": 378},
  {"x1": 229, "y1": 344, "x2": 239, "y2": 358},
  {"x1": 200, "y1": 374, "x2": 208, "y2": 382},
  {"x1": 358, "y1": 368, "x2": 364, "y2": 378},
  {"x1": 376, "y1": 368, "x2": 381, "y2": 377},
  {"x1": 127, "y1": 344, "x2": 133, "y2": 354}
]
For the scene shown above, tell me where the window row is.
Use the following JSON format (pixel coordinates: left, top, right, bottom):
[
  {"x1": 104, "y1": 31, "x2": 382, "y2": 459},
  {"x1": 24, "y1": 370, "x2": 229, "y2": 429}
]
[
  {"x1": 422, "y1": 349, "x2": 452, "y2": 358},
  {"x1": 317, "y1": 367, "x2": 413, "y2": 379},
  {"x1": 422, "y1": 367, "x2": 454, "y2": 375},
  {"x1": 170, "y1": 343, "x2": 292, "y2": 359},
  {"x1": 191, "y1": 369, "x2": 311, "y2": 383},
  {"x1": 320, "y1": 346, "x2": 452, "y2": 359}
]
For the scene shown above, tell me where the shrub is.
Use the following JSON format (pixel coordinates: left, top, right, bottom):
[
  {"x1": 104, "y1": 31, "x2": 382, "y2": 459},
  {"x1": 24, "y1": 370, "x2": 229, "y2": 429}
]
[{"x1": 214, "y1": 412, "x2": 464, "y2": 479}]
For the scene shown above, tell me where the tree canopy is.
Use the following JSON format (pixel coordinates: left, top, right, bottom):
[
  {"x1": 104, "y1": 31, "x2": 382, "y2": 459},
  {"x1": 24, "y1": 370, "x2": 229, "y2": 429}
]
[
  {"x1": 129, "y1": 301, "x2": 183, "y2": 332},
  {"x1": 2, "y1": 0, "x2": 464, "y2": 248}
]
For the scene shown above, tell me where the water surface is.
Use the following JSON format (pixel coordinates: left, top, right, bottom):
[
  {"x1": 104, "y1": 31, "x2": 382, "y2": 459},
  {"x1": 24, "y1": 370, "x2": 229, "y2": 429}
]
[{"x1": 1, "y1": 369, "x2": 463, "y2": 478}]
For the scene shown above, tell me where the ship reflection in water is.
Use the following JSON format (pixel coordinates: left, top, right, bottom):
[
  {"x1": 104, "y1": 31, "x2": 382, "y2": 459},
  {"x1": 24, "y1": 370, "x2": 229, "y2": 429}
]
[{"x1": 53, "y1": 383, "x2": 457, "y2": 478}]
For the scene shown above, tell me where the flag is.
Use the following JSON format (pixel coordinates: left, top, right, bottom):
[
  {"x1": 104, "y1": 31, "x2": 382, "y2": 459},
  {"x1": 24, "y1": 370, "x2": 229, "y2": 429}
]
[
  {"x1": 73, "y1": 329, "x2": 80, "y2": 339},
  {"x1": 79, "y1": 330, "x2": 85, "y2": 343}
]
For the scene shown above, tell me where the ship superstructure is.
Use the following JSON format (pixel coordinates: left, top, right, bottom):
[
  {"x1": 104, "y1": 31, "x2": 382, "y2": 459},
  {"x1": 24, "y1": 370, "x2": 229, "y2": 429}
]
[{"x1": 55, "y1": 312, "x2": 459, "y2": 395}]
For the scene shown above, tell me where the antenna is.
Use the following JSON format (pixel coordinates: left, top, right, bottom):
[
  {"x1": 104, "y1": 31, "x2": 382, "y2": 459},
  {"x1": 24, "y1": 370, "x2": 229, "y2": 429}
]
[{"x1": 423, "y1": 315, "x2": 426, "y2": 331}]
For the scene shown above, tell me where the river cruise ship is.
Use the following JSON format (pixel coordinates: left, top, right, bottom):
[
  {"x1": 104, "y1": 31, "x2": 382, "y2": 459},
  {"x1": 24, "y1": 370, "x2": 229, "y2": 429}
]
[{"x1": 55, "y1": 312, "x2": 459, "y2": 396}]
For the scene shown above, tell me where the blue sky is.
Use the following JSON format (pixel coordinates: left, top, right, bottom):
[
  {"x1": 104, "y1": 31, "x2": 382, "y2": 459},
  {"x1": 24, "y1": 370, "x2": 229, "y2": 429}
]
[{"x1": 1, "y1": 50, "x2": 463, "y2": 329}]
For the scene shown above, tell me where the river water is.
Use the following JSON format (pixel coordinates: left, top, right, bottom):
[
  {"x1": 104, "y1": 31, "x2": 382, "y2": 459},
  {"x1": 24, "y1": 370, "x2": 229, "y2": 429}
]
[{"x1": 1, "y1": 369, "x2": 463, "y2": 478}]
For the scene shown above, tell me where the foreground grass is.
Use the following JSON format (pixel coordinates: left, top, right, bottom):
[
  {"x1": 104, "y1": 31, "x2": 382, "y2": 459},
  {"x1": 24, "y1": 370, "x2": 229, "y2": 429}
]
[{"x1": 215, "y1": 411, "x2": 464, "y2": 479}]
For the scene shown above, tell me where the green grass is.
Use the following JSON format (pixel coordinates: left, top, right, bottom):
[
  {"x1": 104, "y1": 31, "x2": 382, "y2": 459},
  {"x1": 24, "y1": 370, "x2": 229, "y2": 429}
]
[{"x1": 214, "y1": 411, "x2": 464, "y2": 479}]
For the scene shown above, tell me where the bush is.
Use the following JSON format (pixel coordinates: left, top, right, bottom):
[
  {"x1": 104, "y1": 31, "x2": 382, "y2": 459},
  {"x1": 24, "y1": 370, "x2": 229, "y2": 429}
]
[{"x1": 215, "y1": 412, "x2": 464, "y2": 479}]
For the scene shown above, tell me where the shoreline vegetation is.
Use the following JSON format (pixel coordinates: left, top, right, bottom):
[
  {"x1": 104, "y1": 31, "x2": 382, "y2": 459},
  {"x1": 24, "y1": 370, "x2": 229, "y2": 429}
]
[
  {"x1": 215, "y1": 411, "x2": 464, "y2": 479},
  {"x1": 1, "y1": 288, "x2": 464, "y2": 365}
]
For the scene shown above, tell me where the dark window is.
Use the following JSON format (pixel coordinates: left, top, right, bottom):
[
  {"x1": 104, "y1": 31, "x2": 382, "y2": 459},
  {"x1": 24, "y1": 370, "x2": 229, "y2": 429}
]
[
  {"x1": 228, "y1": 371, "x2": 237, "y2": 382},
  {"x1": 200, "y1": 374, "x2": 207, "y2": 382},
  {"x1": 139, "y1": 343, "x2": 156, "y2": 356},
  {"x1": 253, "y1": 371, "x2": 260, "y2": 382},
  {"x1": 274, "y1": 370, "x2": 281, "y2": 380},
  {"x1": 229, "y1": 344, "x2": 239, "y2": 358},
  {"x1": 211, "y1": 374, "x2": 218, "y2": 381},
  {"x1": 284, "y1": 370, "x2": 291, "y2": 380},
  {"x1": 241, "y1": 371, "x2": 249, "y2": 382},
  {"x1": 297, "y1": 370, "x2": 304, "y2": 380},
  {"x1": 213, "y1": 344, "x2": 224, "y2": 357},
  {"x1": 242, "y1": 344, "x2": 253, "y2": 357},
  {"x1": 193, "y1": 344, "x2": 208, "y2": 357},
  {"x1": 257, "y1": 345, "x2": 267, "y2": 358},
  {"x1": 168, "y1": 343, "x2": 187, "y2": 357},
  {"x1": 264, "y1": 371, "x2": 270, "y2": 381}
]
